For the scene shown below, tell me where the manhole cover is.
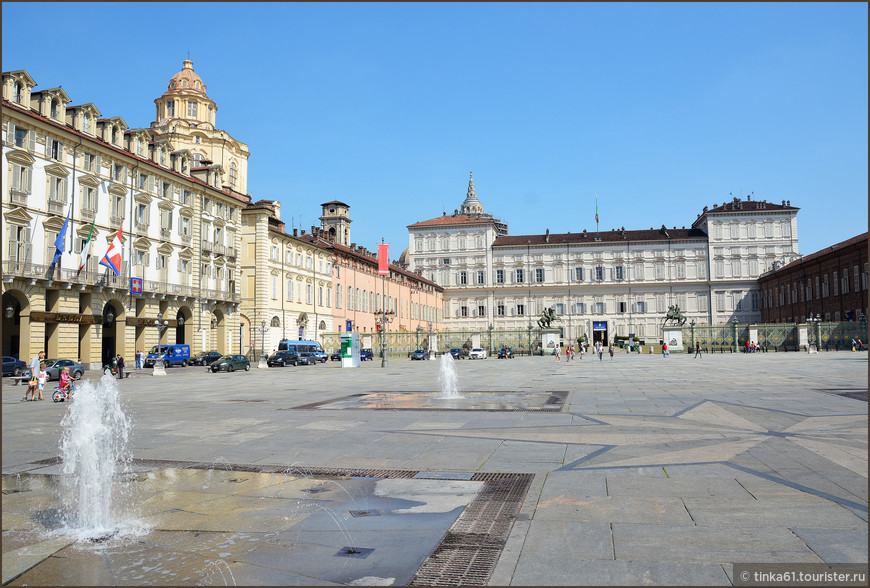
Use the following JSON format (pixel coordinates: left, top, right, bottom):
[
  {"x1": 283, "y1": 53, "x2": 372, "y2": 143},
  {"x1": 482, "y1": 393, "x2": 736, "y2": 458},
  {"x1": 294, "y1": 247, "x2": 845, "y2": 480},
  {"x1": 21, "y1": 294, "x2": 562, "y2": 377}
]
[{"x1": 336, "y1": 546, "x2": 374, "y2": 559}]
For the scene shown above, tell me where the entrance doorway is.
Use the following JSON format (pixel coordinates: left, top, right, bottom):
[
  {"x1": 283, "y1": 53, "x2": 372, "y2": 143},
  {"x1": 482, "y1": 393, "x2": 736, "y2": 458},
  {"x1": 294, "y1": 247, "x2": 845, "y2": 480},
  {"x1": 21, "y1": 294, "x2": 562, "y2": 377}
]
[
  {"x1": 101, "y1": 304, "x2": 118, "y2": 366},
  {"x1": 592, "y1": 320, "x2": 608, "y2": 345}
]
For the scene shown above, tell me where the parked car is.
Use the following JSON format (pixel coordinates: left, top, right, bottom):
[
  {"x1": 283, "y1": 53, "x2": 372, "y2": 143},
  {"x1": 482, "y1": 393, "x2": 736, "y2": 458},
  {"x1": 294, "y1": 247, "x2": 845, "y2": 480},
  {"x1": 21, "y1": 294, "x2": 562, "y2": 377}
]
[
  {"x1": 360, "y1": 348, "x2": 374, "y2": 361},
  {"x1": 43, "y1": 359, "x2": 86, "y2": 380},
  {"x1": 497, "y1": 347, "x2": 513, "y2": 359},
  {"x1": 2, "y1": 356, "x2": 27, "y2": 377},
  {"x1": 267, "y1": 350, "x2": 301, "y2": 367},
  {"x1": 330, "y1": 351, "x2": 342, "y2": 361},
  {"x1": 210, "y1": 355, "x2": 251, "y2": 372},
  {"x1": 189, "y1": 351, "x2": 223, "y2": 366},
  {"x1": 410, "y1": 349, "x2": 428, "y2": 360},
  {"x1": 449, "y1": 348, "x2": 463, "y2": 360},
  {"x1": 469, "y1": 348, "x2": 487, "y2": 360},
  {"x1": 297, "y1": 351, "x2": 318, "y2": 365}
]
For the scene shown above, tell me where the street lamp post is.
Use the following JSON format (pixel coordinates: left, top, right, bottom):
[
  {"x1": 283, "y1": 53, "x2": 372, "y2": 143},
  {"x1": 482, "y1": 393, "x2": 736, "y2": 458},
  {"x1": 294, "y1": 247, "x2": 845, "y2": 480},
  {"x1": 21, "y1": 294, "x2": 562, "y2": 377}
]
[
  {"x1": 807, "y1": 313, "x2": 821, "y2": 352},
  {"x1": 732, "y1": 317, "x2": 740, "y2": 353},
  {"x1": 153, "y1": 319, "x2": 170, "y2": 375}
]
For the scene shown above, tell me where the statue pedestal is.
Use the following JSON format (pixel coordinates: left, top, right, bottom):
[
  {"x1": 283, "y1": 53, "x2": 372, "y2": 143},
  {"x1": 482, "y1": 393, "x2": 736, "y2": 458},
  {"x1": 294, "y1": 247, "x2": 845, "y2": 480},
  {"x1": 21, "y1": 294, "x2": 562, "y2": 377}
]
[
  {"x1": 663, "y1": 326, "x2": 685, "y2": 352},
  {"x1": 152, "y1": 359, "x2": 166, "y2": 376},
  {"x1": 541, "y1": 329, "x2": 561, "y2": 355}
]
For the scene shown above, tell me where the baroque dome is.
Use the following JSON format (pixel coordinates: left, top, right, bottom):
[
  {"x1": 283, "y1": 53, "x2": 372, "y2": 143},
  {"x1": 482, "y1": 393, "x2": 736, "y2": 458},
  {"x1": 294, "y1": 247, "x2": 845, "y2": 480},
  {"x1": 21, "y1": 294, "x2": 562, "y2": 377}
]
[{"x1": 167, "y1": 59, "x2": 207, "y2": 95}]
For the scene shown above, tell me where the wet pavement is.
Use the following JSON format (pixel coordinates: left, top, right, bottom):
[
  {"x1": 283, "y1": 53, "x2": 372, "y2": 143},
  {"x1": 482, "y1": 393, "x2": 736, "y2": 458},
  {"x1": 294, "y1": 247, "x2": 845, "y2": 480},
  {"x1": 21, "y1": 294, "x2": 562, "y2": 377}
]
[{"x1": 2, "y1": 351, "x2": 868, "y2": 585}]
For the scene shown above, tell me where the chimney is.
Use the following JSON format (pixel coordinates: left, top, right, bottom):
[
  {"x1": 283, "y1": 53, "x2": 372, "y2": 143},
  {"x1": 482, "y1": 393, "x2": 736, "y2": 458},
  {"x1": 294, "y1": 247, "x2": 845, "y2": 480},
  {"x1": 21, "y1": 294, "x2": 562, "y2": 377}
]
[{"x1": 293, "y1": 228, "x2": 298, "y2": 236}]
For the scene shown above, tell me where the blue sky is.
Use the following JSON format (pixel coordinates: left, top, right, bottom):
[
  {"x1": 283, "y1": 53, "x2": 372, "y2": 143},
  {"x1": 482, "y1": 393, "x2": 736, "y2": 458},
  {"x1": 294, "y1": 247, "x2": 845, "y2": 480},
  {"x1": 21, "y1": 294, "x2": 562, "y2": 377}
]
[{"x1": 3, "y1": 2, "x2": 867, "y2": 259}]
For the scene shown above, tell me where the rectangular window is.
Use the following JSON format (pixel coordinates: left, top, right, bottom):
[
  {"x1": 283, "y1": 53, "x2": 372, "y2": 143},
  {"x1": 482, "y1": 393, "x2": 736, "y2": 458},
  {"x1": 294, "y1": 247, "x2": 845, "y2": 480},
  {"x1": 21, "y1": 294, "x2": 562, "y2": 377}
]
[
  {"x1": 615, "y1": 266, "x2": 624, "y2": 280},
  {"x1": 81, "y1": 186, "x2": 96, "y2": 211},
  {"x1": 84, "y1": 152, "x2": 95, "y2": 172},
  {"x1": 478, "y1": 305, "x2": 485, "y2": 317},
  {"x1": 751, "y1": 291, "x2": 759, "y2": 310},
  {"x1": 180, "y1": 216, "x2": 189, "y2": 236},
  {"x1": 575, "y1": 302, "x2": 585, "y2": 314},
  {"x1": 594, "y1": 302, "x2": 605, "y2": 314},
  {"x1": 675, "y1": 263, "x2": 685, "y2": 279},
  {"x1": 477, "y1": 270, "x2": 485, "y2": 284},
  {"x1": 656, "y1": 264, "x2": 665, "y2": 279},
  {"x1": 516, "y1": 304, "x2": 525, "y2": 316},
  {"x1": 715, "y1": 261, "x2": 724, "y2": 278},
  {"x1": 139, "y1": 173, "x2": 147, "y2": 189},
  {"x1": 842, "y1": 271, "x2": 849, "y2": 294},
  {"x1": 575, "y1": 267, "x2": 584, "y2": 281},
  {"x1": 442, "y1": 258, "x2": 451, "y2": 265},
  {"x1": 636, "y1": 301, "x2": 646, "y2": 313},
  {"x1": 188, "y1": 101, "x2": 197, "y2": 117},
  {"x1": 748, "y1": 224, "x2": 757, "y2": 238},
  {"x1": 618, "y1": 301, "x2": 627, "y2": 313},
  {"x1": 536, "y1": 268, "x2": 544, "y2": 283},
  {"x1": 136, "y1": 203, "x2": 148, "y2": 225},
  {"x1": 459, "y1": 271, "x2": 467, "y2": 285},
  {"x1": 497, "y1": 304, "x2": 505, "y2": 316},
  {"x1": 716, "y1": 293, "x2": 726, "y2": 311},
  {"x1": 833, "y1": 271, "x2": 839, "y2": 296},
  {"x1": 764, "y1": 223, "x2": 774, "y2": 238},
  {"x1": 460, "y1": 306, "x2": 468, "y2": 317},
  {"x1": 496, "y1": 269, "x2": 504, "y2": 284},
  {"x1": 595, "y1": 266, "x2": 604, "y2": 281},
  {"x1": 515, "y1": 269, "x2": 524, "y2": 283}
]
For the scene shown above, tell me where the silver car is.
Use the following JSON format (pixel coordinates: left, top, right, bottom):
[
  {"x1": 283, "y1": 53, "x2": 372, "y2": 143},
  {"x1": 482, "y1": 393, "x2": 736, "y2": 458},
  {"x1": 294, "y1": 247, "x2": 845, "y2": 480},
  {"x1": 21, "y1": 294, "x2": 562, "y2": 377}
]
[{"x1": 42, "y1": 359, "x2": 85, "y2": 381}]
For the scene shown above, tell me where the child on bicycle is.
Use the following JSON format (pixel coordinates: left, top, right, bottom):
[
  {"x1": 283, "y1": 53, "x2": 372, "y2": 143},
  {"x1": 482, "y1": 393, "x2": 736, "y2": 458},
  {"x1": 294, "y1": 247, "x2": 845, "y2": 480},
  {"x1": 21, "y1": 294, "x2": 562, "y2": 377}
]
[{"x1": 58, "y1": 366, "x2": 73, "y2": 398}]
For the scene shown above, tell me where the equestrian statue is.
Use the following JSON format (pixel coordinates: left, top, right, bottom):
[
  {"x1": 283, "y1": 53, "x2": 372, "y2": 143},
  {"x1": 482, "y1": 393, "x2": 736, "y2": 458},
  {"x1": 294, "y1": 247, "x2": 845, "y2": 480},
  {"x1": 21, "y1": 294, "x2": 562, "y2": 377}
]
[{"x1": 537, "y1": 307, "x2": 561, "y2": 329}]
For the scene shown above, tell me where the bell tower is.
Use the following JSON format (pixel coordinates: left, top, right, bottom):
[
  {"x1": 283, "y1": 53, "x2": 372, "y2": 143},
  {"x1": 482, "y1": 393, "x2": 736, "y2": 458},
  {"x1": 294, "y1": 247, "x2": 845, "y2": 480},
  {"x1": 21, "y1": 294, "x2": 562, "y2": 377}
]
[{"x1": 319, "y1": 201, "x2": 351, "y2": 246}]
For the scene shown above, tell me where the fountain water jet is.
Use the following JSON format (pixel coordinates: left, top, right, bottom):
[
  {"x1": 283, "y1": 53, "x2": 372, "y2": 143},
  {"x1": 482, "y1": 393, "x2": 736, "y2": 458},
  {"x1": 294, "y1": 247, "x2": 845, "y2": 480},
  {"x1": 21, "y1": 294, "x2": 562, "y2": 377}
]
[
  {"x1": 59, "y1": 371, "x2": 133, "y2": 541},
  {"x1": 437, "y1": 353, "x2": 463, "y2": 399}
]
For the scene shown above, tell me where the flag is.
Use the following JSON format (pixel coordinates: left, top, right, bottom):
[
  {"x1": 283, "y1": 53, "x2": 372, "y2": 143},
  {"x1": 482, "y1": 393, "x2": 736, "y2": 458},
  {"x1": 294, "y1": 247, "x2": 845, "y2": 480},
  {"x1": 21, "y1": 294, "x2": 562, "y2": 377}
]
[
  {"x1": 77, "y1": 219, "x2": 96, "y2": 276},
  {"x1": 99, "y1": 223, "x2": 124, "y2": 276},
  {"x1": 52, "y1": 207, "x2": 71, "y2": 265},
  {"x1": 595, "y1": 194, "x2": 599, "y2": 224},
  {"x1": 378, "y1": 243, "x2": 389, "y2": 276}
]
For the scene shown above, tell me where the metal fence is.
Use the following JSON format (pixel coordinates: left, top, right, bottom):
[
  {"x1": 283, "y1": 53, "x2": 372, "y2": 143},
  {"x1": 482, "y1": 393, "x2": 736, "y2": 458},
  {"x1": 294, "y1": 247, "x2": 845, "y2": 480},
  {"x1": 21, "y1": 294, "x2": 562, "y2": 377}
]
[
  {"x1": 681, "y1": 321, "x2": 866, "y2": 353},
  {"x1": 321, "y1": 328, "x2": 547, "y2": 358}
]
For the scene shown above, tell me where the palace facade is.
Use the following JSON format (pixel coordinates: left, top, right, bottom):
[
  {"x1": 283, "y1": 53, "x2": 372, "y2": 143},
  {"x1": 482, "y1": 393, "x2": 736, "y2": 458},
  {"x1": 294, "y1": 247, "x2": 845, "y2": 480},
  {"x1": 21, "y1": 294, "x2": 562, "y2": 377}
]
[
  {"x1": 408, "y1": 174, "x2": 801, "y2": 345},
  {"x1": 2, "y1": 63, "x2": 248, "y2": 366}
]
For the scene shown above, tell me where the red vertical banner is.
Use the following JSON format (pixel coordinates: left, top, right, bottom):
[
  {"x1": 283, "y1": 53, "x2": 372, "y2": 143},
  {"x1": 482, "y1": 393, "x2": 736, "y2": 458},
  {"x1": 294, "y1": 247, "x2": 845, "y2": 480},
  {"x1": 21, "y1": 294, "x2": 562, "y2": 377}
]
[{"x1": 378, "y1": 243, "x2": 389, "y2": 276}]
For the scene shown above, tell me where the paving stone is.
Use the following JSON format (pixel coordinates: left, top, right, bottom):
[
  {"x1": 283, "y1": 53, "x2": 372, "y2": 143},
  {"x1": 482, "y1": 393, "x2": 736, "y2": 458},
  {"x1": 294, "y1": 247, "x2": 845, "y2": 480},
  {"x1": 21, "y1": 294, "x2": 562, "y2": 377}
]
[
  {"x1": 791, "y1": 528, "x2": 869, "y2": 563},
  {"x1": 510, "y1": 557, "x2": 731, "y2": 585}
]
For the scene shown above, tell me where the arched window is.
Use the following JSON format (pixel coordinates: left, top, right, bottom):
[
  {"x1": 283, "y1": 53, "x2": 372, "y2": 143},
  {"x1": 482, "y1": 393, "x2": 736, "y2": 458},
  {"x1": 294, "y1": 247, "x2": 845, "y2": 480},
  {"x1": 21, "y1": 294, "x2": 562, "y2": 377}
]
[
  {"x1": 229, "y1": 162, "x2": 237, "y2": 187},
  {"x1": 271, "y1": 316, "x2": 280, "y2": 328}
]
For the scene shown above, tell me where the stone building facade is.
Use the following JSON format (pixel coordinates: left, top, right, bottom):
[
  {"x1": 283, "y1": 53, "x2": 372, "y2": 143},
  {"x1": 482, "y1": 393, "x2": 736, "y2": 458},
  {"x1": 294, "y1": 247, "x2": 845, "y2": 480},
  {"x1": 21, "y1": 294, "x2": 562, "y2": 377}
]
[
  {"x1": 408, "y1": 175, "x2": 801, "y2": 345},
  {"x1": 759, "y1": 232, "x2": 868, "y2": 324},
  {"x1": 239, "y1": 200, "x2": 335, "y2": 357},
  {"x1": 2, "y1": 64, "x2": 247, "y2": 366}
]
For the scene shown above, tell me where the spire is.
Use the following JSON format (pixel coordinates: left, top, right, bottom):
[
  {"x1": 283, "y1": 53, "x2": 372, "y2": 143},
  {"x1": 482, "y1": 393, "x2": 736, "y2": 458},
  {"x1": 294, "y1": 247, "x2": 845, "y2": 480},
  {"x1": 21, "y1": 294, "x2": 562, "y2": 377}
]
[{"x1": 460, "y1": 170, "x2": 484, "y2": 215}]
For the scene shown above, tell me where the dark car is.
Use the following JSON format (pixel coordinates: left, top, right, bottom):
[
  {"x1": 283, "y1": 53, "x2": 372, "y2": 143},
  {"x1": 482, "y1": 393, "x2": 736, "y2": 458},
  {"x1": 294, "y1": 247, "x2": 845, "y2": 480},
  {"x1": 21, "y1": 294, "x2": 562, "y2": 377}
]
[
  {"x1": 189, "y1": 351, "x2": 223, "y2": 366},
  {"x1": 297, "y1": 351, "x2": 318, "y2": 365},
  {"x1": 2, "y1": 356, "x2": 27, "y2": 377},
  {"x1": 210, "y1": 355, "x2": 251, "y2": 372},
  {"x1": 497, "y1": 347, "x2": 513, "y2": 359},
  {"x1": 410, "y1": 349, "x2": 428, "y2": 360},
  {"x1": 330, "y1": 351, "x2": 342, "y2": 361},
  {"x1": 43, "y1": 359, "x2": 86, "y2": 380},
  {"x1": 267, "y1": 350, "x2": 301, "y2": 367},
  {"x1": 449, "y1": 348, "x2": 463, "y2": 360},
  {"x1": 360, "y1": 348, "x2": 374, "y2": 361}
]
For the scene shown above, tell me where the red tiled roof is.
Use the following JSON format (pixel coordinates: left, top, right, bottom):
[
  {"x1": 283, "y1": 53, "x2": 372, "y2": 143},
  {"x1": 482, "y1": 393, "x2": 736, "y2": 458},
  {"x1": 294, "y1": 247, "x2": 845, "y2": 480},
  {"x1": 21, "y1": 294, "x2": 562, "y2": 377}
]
[
  {"x1": 773, "y1": 232, "x2": 868, "y2": 273},
  {"x1": 407, "y1": 214, "x2": 500, "y2": 228},
  {"x1": 493, "y1": 227, "x2": 707, "y2": 247}
]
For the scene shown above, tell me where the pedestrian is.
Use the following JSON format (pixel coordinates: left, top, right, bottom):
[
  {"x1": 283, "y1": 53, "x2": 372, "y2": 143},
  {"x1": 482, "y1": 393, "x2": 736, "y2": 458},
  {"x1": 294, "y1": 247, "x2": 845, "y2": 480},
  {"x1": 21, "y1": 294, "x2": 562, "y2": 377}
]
[
  {"x1": 116, "y1": 354, "x2": 125, "y2": 379},
  {"x1": 859, "y1": 339, "x2": 865, "y2": 351},
  {"x1": 598, "y1": 341, "x2": 603, "y2": 361},
  {"x1": 23, "y1": 373, "x2": 37, "y2": 401},
  {"x1": 578, "y1": 342, "x2": 584, "y2": 359},
  {"x1": 608, "y1": 343, "x2": 614, "y2": 361},
  {"x1": 29, "y1": 350, "x2": 45, "y2": 380},
  {"x1": 135, "y1": 349, "x2": 143, "y2": 370},
  {"x1": 851, "y1": 339, "x2": 857, "y2": 352},
  {"x1": 554, "y1": 345, "x2": 561, "y2": 362},
  {"x1": 662, "y1": 342, "x2": 668, "y2": 358},
  {"x1": 694, "y1": 341, "x2": 702, "y2": 358},
  {"x1": 36, "y1": 362, "x2": 47, "y2": 400},
  {"x1": 566, "y1": 344, "x2": 573, "y2": 361}
]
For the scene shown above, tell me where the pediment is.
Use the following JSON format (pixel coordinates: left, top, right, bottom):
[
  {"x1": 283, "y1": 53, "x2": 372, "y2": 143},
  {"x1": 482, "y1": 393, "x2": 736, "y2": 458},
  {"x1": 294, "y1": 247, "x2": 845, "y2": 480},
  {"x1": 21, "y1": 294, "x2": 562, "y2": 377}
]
[
  {"x1": 76, "y1": 224, "x2": 100, "y2": 239},
  {"x1": 133, "y1": 237, "x2": 152, "y2": 250},
  {"x1": 5, "y1": 149, "x2": 35, "y2": 166},
  {"x1": 44, "y1": 163, "x2": 70, "y2": 177},
  {"x1": 157, "y1": 200, "x2": 174, "y2": 211},
  {"x1": 43, "y1": 215, "x2": 67, "y2": 231},
  {"x1": 179, "y1": 206, "x2": 194, "y2": 217},
  {"x1": 178, "y1": 247, "x2": 194, "y2": 259},
  {"x1": 133, "y1": 192, "x2": 153, "y2": 204},
  {"x1": 78, "y1": 174, "x2": 100, "y2": 187},
  {"x1": 157, "y1": 242, "x2": 174, "y2": 255},
  {"x1": 107, "y1": 183, "x2": 128, "y2": 196},
  {"x1": 4, "y1": 207, "x2": 34, "y2": 224}
]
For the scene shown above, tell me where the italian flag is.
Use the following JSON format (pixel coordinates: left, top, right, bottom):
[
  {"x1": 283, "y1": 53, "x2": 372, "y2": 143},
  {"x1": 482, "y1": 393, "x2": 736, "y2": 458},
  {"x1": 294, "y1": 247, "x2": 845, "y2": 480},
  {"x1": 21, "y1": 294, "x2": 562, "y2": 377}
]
[{"x1": 77, "y1": 219, "x2": 95, "y2": 276}]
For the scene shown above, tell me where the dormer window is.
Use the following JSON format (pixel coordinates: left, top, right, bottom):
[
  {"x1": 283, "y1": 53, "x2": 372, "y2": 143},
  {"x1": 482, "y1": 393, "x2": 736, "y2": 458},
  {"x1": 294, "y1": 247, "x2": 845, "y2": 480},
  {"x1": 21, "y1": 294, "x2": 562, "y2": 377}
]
[
  {"x1": 137, "y1": 138, "x2": 143, "y2": 155},
  {"x1": 83, "y1": 112, "x2": 91, "y2": 133},
  {"x1": 51, "y1": 98, "x2": 59, "y2": 119},
  {"x1": 13, "y1": 81, "x2": 22, "y2": 103},
  {"x1": 160, "y1": 149, "x2": 165, "y2": 165},
  {"x1": 182, "y1": 80, "x2": 188, "y2": 88},
  {"x1": 111, "y1": 126, "x2": 118, "y2": 144},
  {"x1": 229, "y1": 162, "x2": 237, "y2": 187}
]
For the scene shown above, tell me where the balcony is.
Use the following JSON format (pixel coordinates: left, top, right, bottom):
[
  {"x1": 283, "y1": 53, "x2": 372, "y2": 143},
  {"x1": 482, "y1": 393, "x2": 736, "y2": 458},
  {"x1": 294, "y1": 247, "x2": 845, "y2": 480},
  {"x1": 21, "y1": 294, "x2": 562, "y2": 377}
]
[
  {"x1": 81, "y1": 208, "x2": 96, "y2": 223},
  {"x1": 10, "y1": 189, "x2": 29, "y2": 206},
  {"x1": 202, "y1": 241, "x2": 213, "y2": 252},
  {"x1": 160, "y1": 227, "x2": 171, "y2": 239},
  {"x1": 48, "y1": 199, "x2": 65, "y2": 215},
  {"x1": 214, "y1": 243, "x2": 226, "y2": 256},
  {"x1": 110, "y1": 214, "x2": 124, "y2": 225},
  {"x1": 181, "y1": 234, "x2": 191, "y2": 246},
  {"x1": 226, "y1": 246, "x2": 235, "y2": 258}
]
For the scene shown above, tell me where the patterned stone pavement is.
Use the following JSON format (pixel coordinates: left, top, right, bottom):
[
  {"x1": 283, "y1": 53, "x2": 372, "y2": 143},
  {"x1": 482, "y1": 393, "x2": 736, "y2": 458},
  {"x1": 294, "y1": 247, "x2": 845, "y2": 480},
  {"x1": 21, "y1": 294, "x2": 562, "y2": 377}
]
[{"x1": 2, "y1": 351, "x2": 867, "y2": 585}]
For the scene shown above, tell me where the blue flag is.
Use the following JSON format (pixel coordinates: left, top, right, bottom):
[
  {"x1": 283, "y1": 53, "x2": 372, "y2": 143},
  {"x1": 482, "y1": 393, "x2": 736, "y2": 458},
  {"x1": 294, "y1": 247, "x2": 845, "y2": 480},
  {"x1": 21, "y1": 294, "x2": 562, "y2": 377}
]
[{"x1": 52, "y1": 207, "x2": 70, "y2": 265}]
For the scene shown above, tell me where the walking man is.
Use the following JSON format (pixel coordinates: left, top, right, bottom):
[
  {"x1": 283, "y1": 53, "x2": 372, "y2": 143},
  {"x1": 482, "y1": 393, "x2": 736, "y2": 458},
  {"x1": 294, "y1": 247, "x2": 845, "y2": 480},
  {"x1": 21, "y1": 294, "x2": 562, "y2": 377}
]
[
  {"x1": 694, "y1": 341, "x2": 702, "y2": 358},
  {"x1": 116, "y1": 353, "x2": 125, "y2": 379}
]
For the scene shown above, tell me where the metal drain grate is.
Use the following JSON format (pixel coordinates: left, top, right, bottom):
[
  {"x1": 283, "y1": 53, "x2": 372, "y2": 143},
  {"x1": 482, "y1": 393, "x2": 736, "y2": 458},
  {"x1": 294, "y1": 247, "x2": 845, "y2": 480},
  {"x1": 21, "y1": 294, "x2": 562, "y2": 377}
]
[
  {"x1": 410, "y1": 472, "x2": 534, "y2": 586},
  {"x1": 336, "y1": 546, "x2": 374, "y2": 559}
]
